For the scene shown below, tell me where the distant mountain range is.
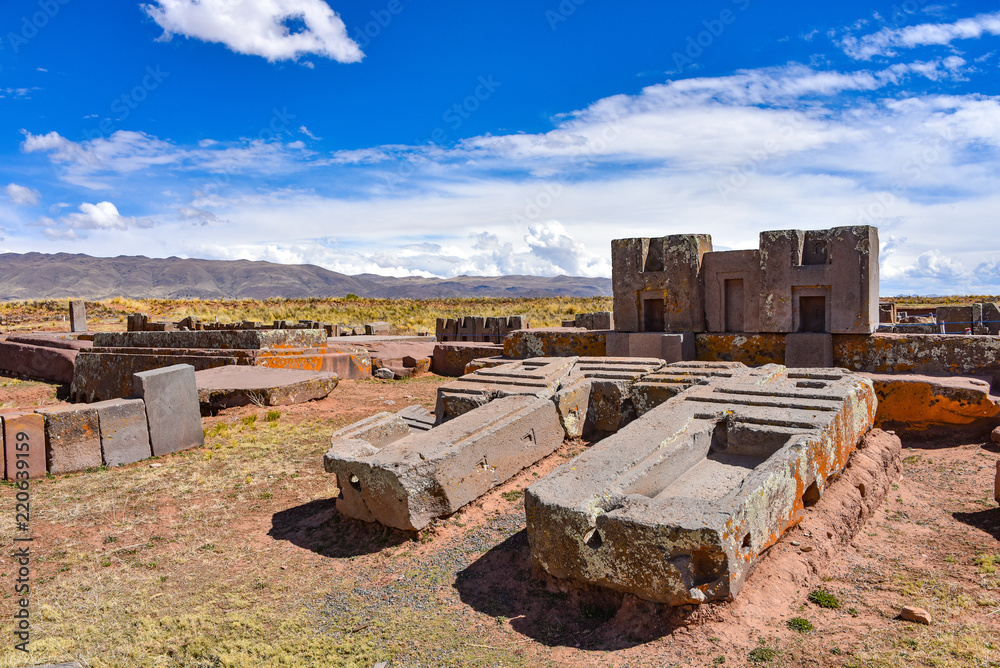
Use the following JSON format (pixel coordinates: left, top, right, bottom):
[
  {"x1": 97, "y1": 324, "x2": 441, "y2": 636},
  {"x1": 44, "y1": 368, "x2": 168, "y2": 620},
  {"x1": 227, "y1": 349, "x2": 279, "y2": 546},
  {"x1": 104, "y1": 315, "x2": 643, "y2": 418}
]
[{"x1": 0, "y1": 252, "x2": 612, "y2": 300}]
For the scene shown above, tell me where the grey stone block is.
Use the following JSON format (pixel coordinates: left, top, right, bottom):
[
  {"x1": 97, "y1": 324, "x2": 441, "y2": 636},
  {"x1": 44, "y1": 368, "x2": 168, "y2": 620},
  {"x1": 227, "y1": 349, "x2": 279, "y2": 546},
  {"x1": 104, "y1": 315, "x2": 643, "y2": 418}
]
[
  {"x1": 91, "y1": 398, "x2": 152, "y2": 467},
  {"x1": 35, "y1": 405, "x2": 101, "y2": 474},
  {"x1": 132, "y1": 364, "x2": 204, "y2": 456},
  {"x1": 69, "y1": 300, "x2": 87, "y2": 333},
  {"x1": 785, "y1": 332, "x2": 834, "y2": 367},
  {"x1": 526, "y1": 365, "x2": 876, "y2": 606},
  {"x1": 326, "y1": 395, "x2": 565, "y2": 530}
]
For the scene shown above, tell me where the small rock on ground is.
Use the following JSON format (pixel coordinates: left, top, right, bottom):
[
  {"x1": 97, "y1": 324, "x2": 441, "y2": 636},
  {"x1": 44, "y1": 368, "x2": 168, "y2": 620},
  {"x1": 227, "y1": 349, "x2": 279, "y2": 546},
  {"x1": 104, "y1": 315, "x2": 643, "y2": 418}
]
[
  {"x1": 900, "y1": 605, "x2": 932, "y2": 625},
  {"x1": 991, "y1": 426, "x2": 1000, "y2": 444}
]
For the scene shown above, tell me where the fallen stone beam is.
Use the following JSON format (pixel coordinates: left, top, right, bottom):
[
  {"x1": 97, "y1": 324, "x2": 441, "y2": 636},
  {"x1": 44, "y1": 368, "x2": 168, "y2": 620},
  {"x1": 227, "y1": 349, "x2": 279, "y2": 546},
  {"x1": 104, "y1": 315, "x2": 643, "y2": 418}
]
[
  {"x1": 325, "y1": 395, "x2": 564, "y2": 531},
  {"x1": 525, "y1": 365, "x2": 876, "y2": 606}
]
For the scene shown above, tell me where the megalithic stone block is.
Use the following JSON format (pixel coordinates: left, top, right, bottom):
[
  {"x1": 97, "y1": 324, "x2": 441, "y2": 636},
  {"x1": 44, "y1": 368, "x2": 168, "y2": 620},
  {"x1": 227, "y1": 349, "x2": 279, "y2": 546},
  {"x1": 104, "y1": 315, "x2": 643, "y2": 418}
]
[
  {"x1": 132, "y1": 364, "x2": 205, "y2": 456},
  {"x1": 91, "y1": 398, "x2": 153, "y2": 467},
  {"x1": 526, "y1": 365, "x2": 876, "y2": 606},
  {"x1": 325, "y1": 395, "x2": 565, "y2": 531},
  {"x1": 69, "y1": 300, "x2": 87, "y2": 333},
  {"x1": 35, "y1": 405, "x2": 102, "y2": 474},
  {"x1": 2, "y1": 413, "x2": 46, "y2": 479}
]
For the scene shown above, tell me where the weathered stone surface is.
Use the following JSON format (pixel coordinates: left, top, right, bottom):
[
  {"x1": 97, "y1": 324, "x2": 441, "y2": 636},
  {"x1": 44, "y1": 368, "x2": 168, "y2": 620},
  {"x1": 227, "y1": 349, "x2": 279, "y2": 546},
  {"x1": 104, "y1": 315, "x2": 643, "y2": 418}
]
[
  {"x1": 0, "y1": 339, "x2": 78, "y2": 384},
  {"x1": 2, "y1": 412, "x2": 45, "y2": 479},
  {"x1": 696, "y1": 333, "x2": 786, "y2": 366},
  {"x1": 94, "y1": 329, "x2": 326, "y2": 350},
  {"x1": 864, "y1": 373, "x2": 1000, "y2": 437},
  {"x1": 133, "y1": 364, "x2": 204, "y2": 456},
  {"x1": 503, "y1": 328, "x2": 607, "y2": 359},
  {"x1": 35, "y1": 405, "x2": 102, "y2": 474},
  {"x1": 612, "y1": 234, "x2": 712, "y2": 333},
  {"x1": 325, "y1": 395, "x2": 564, "y2": 530},
  {"x1": 995, "y1": 459, "x2": 999, "y2": 504},
  {"x1": 785, "y1": 333, "x2": 833, "y2": 368},
  {"x1": 374, "y1": 367, "x2": 395, "y2": 380},
  {"x1": 834, "y1": 333, "x2": 1000, "y2": 382},
  {"x1": 619, "y1": 332, "x2": 696, "y2": 363},
  {"x1": 91, "y1": 398, "x2": 152, "y2": 466},
  {"x1": 436, "y1": 357, "x2": 578, "y2": 421},
  {"x1": 195, "y1": 366, "x2": 338, "y2": 410},
  {"x1": 552, "y1": 358, "x2": 665, "y2": 437},
  {"x1": 72, "y1": 335, "x2": 368, "y2": 402},
  {"x1": 631, "y1": 361, "x2": 746, "y2": 418},
  {"x1": 757, "y1": 226, "x2": 879, "y2": 334},
  {"x1": 431, "y1": 342, "x2": 504, "y2": 377},
  {"x1": 575, "y1": 312, "x2": 614, "y2": 330},
  {"x1": 69, "y1": 300, "x2": 87, "y2": 333},
  {"x1": 525, "y1": 365, "x2": 876, "y2": 605},
  {"x1": 614, "y1": 226, "x2": 878, "y2": 336},
  {"x1": 993, "y1": 426, "x2": 1000, "y2": 444},
  {"x1": 936, "y1": 305, "x2": 978, "y2": 334},
  {"x1": 365, "y1": 321, "x2": 391, "y2": 336}
]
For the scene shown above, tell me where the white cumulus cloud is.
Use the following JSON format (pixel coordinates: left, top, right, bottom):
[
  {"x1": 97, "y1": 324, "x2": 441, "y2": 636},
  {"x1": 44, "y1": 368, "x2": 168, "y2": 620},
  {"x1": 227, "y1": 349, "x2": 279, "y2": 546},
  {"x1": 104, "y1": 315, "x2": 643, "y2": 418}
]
[
  {"x1": 38, "y1": 202, "x2": 154, "y2": 239},
  {"x1": 142, "y1": 0, "x2": 363, "y2": 63},
  {"x1": 5, "y1": 183, "x2": 41, "y2": 206}
]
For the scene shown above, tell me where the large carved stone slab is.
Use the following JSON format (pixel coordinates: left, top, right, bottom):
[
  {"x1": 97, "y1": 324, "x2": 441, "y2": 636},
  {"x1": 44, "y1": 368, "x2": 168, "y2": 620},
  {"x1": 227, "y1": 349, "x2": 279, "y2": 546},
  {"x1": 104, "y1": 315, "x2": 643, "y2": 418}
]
[
  {"x1": 325, "y1": 395, "x2": 564, "y2": 531},
  {"x1": 525, "y1": 365, "x2": 876, "y2": 606}
]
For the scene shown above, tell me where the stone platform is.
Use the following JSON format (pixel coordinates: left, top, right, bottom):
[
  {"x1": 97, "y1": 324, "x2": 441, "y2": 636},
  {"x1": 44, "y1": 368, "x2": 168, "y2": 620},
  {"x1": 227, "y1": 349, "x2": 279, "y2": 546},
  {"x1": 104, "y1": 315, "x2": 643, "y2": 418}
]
[
  {"x1": 195, "y1": 366, "x2": 339, "y2": 411},
  {"x1": 525, "y1": 364, "x2": 876, "y2": 605},
  {"x1": 71, "y1": 330, "x2": 370, "y2": 402}
]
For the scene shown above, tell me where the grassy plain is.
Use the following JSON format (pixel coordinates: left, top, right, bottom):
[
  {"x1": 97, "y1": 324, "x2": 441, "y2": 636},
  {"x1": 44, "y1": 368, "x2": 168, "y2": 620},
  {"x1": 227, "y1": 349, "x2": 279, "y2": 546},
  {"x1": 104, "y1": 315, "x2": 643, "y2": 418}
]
[{"x1": 0, "y1": 296, "x2": 614, "y2": 333}]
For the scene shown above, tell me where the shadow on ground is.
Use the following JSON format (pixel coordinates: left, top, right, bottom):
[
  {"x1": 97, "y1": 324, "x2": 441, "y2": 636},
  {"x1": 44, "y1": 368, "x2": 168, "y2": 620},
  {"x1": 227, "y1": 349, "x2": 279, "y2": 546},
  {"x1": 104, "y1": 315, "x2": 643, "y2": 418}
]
[
  {"x1": 455, "y1": 529, "x2": 685, "y2": 650},
  {"x1": 268, "y1": 498, "x2": 412, "y2": 558},
  {"x1": 953, "y1": 507, "x2": 1000, "y2": 541}
]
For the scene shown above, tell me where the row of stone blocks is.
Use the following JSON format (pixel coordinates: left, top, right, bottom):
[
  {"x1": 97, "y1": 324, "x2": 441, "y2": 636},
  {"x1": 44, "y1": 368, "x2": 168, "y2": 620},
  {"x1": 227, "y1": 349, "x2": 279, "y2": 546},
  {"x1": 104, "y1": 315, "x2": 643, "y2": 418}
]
[
  {"x1": 127, "y1": 313, "x2": 393, "y2": 337},
  {"x1": 559, "y1": 311, "x2": 614, "y2": 330},
  {"x1": 435, "y1": 315, "x2": 528, "y2": 343},
  {"x1": 2, "y1": 365, "x2": 204, "y2": 480},
  {"x1": 324, "y1": 357, "x2": 876, "y2": 604}
]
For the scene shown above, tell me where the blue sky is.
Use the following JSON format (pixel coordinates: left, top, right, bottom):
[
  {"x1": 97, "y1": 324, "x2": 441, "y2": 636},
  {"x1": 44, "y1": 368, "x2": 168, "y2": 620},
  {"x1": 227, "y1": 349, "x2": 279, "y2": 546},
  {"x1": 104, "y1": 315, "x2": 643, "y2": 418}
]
[{"x1": 1, "y1": 1, "x2": 999, "y2": 295}]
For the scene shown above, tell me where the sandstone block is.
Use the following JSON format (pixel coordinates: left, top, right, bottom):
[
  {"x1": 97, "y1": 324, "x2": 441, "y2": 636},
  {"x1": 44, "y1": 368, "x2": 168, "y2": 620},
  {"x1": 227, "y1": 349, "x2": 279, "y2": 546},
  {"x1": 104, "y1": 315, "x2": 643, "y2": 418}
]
[
  {"x1": 35, "y1": 405, "x2": 102, "y2": 474},
  {"x1": 91, "y1": 398, "x2": 152, "y2": 466},
  {"x1": 900, "y1": 606, "x2": 932, "y2": 625},
  {"x1": 133, "y1": 364, "x2": 204, "y2": 456},
  {"x1": 2, "y1": 413, "x2": 45, "y2": 479},
  {"x1": 195, "y1": 366, "x2": 338, "y2": 410}
]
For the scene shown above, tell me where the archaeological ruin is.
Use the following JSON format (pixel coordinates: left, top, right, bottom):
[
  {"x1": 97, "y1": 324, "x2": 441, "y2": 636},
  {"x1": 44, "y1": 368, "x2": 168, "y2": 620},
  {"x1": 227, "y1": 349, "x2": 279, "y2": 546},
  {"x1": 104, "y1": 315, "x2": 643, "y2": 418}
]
[{"x1": 0, "y1": 223, "x2": 997, "y2": 611}]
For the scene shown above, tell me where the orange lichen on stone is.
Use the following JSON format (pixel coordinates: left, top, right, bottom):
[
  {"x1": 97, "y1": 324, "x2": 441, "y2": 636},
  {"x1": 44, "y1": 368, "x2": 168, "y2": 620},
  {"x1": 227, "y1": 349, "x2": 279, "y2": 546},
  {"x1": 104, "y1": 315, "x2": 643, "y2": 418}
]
[
  {"x1": 862, "y1": 372, "x2": 1000, "y2": 433},
  {"x1": 504, "y1": 329, "x2": 607, "y2": 359},
  {"x1": 695, "y1": 333, "x2": 785, "y2": 366}
]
